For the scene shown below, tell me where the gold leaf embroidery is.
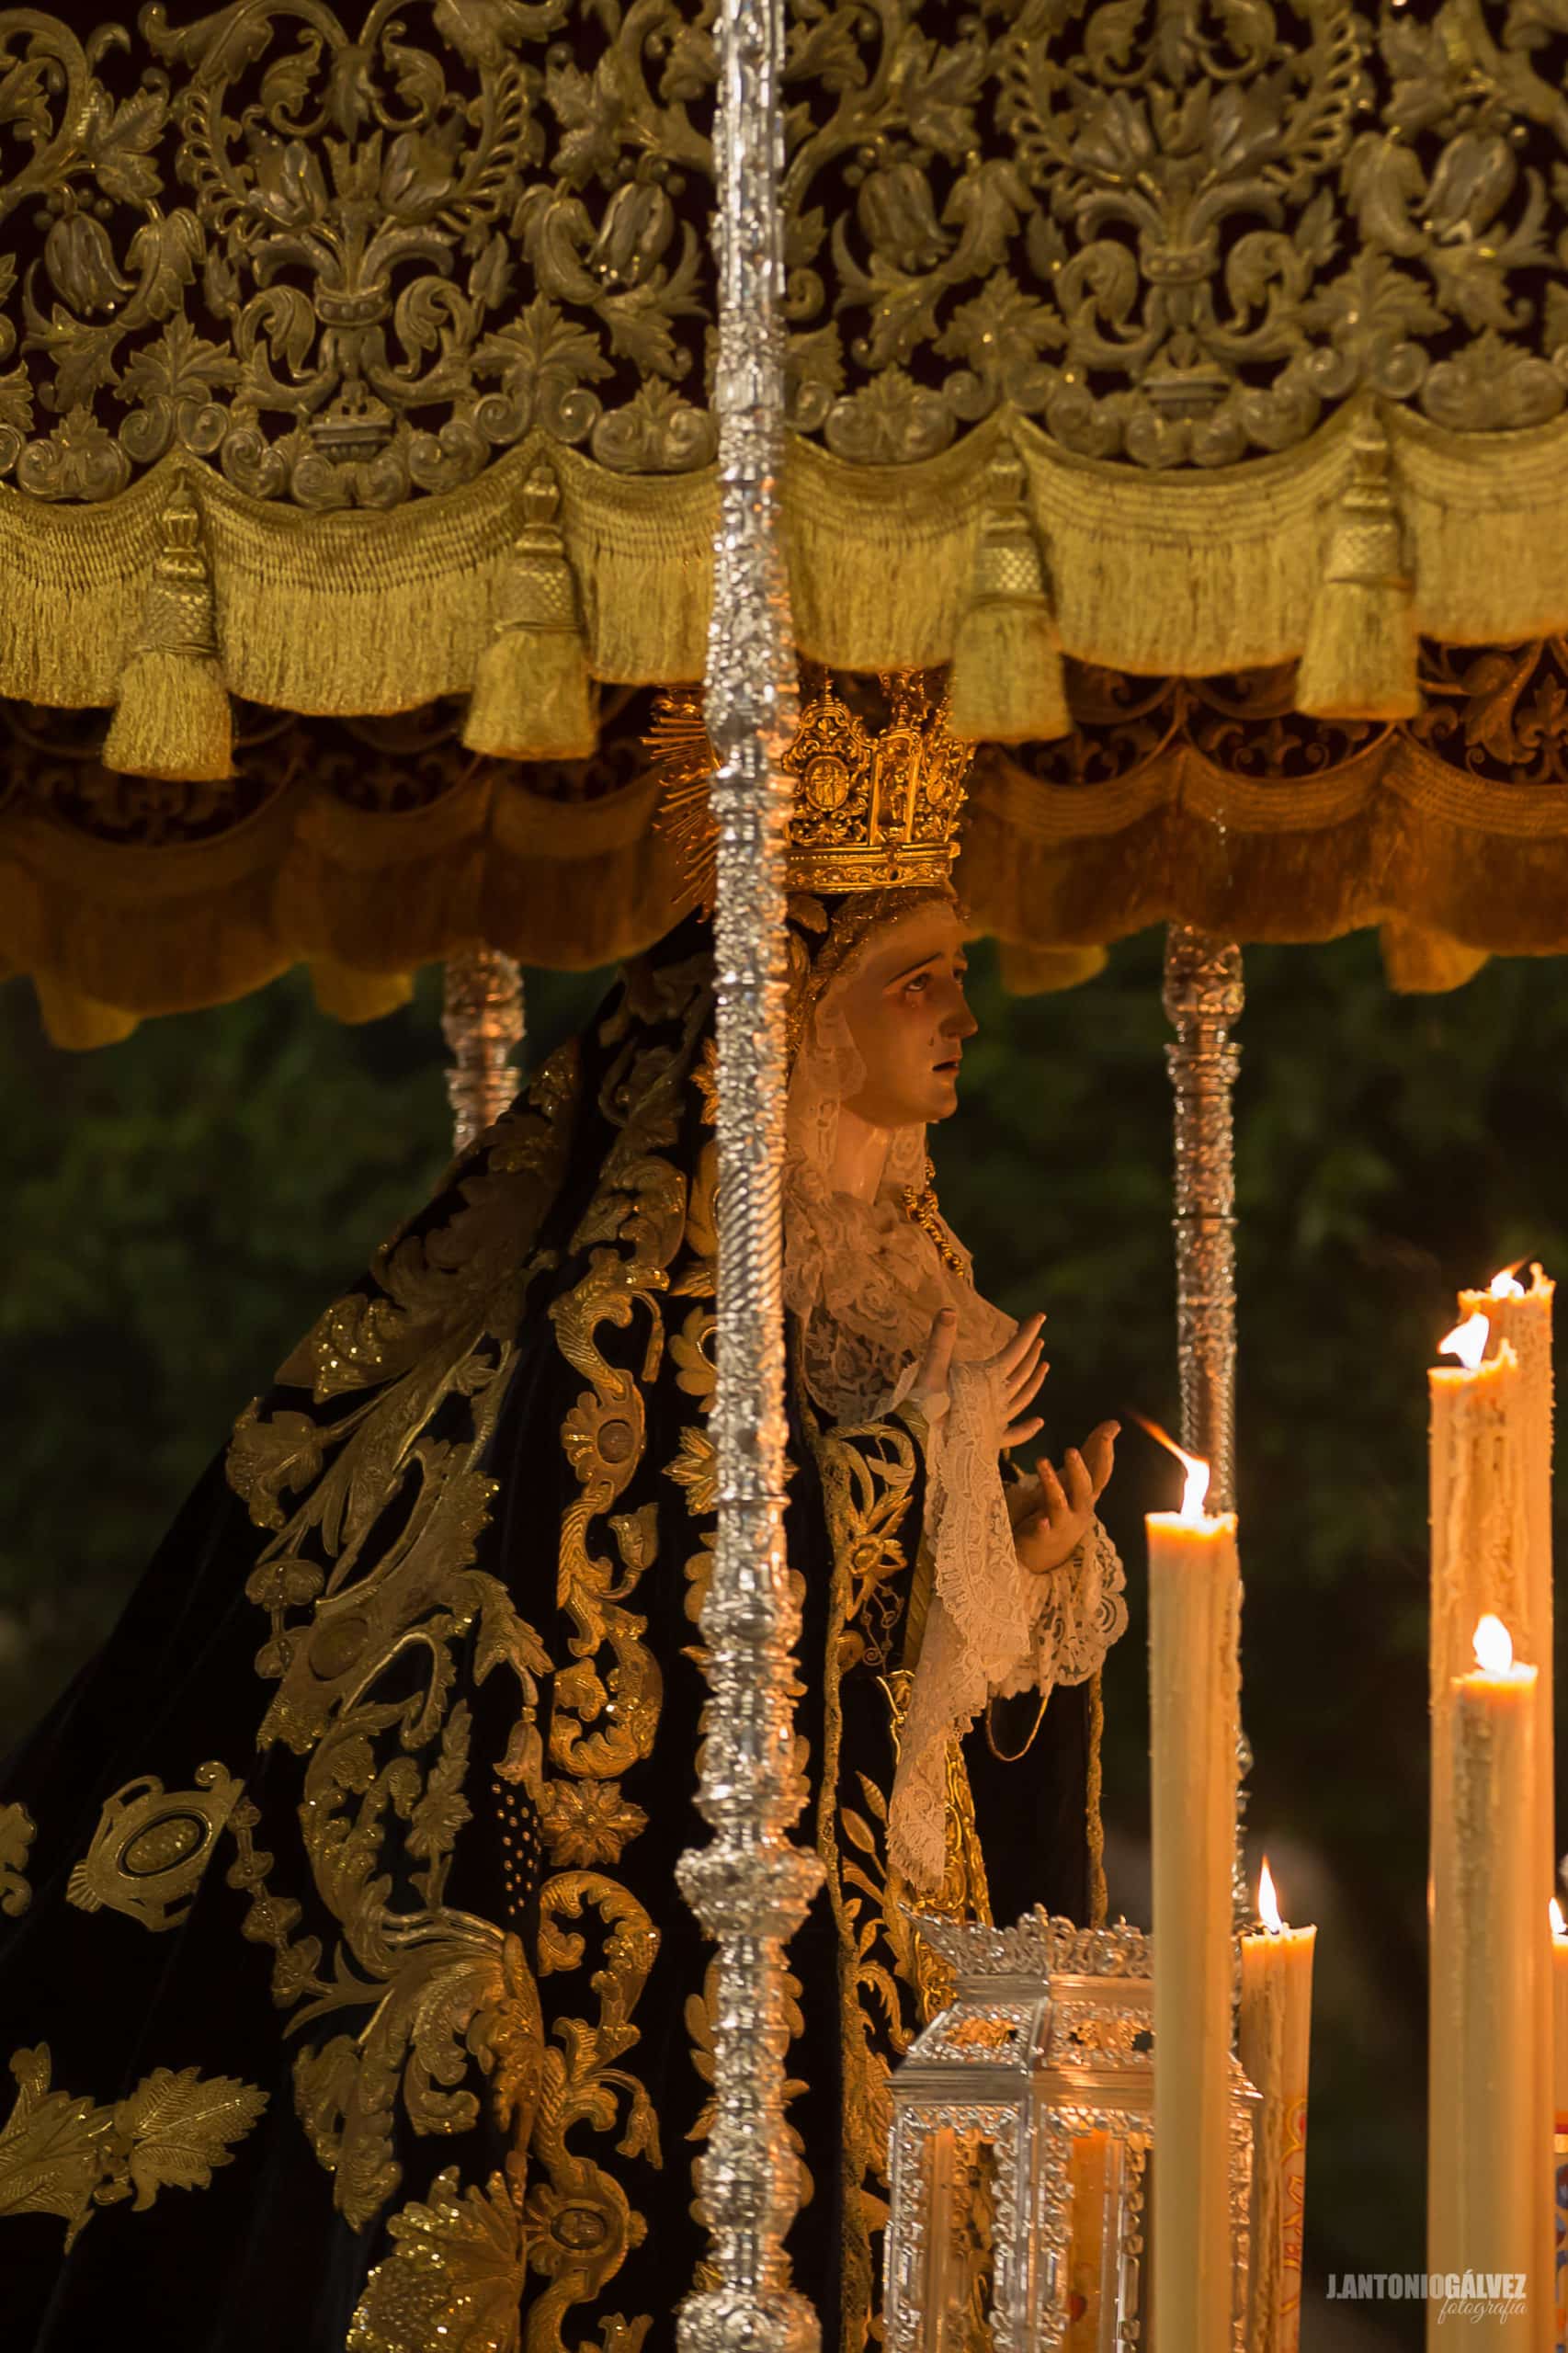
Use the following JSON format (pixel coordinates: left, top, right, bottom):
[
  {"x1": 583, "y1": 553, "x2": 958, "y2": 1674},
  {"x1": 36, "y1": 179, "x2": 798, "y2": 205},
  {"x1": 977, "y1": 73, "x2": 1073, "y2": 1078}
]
[
  {"x1": 668, "y1": 1305, "x2": 716, "y2": 1401},
  {"x1": 214, "y1": 1049, "x2": 577, "y2": 2230},
  {"x1": 0, "y1": 2044, "x2": 267, "y2": 2250},
  {"x1": 663, "y1": 1426, "x2": 716, "y2": 1518},
  {"x1": 285, "y1": 1900, "x2": 545, "y2": 2234},
  {"x1": 690, "y1": 1040, "x2": 719, "y2": 1131},
  {"x1": 546, "y1": 989, "x2": 706, "y2": 1797},
  {"x1": 524, "y1": 1873, "x2": 661, "y2": 2353},
  {"x1": 348, "y1": 2157, "x2": 529, "y2": 2353},
  {"x1": 537, "y1": 1782, "x2": 648, "y2": 1870},
  {"x1": 804, "y1": 1392, "x2": 953, "y2": 2349},
  {"x1": 0, "y1": 1804, "x2": 36, "y2": 1918},
  {"x1": 65, "y1": 1763, "x2": 241, "y2": 1934}
]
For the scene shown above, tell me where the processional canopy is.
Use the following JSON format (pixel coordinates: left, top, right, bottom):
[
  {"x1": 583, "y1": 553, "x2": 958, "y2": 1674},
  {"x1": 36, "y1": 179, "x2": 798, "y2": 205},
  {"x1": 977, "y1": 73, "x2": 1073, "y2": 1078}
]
[{"x1": 5, "y1": 0, "x2": 1568, "y2": 1038}]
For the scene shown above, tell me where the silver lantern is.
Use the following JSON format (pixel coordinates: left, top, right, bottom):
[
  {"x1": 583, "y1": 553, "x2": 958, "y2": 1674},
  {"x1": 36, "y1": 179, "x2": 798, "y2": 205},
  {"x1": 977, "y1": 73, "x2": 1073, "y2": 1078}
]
[{"x1": 885, "y1": 1910, "x2": 1258, "y2": 2352}]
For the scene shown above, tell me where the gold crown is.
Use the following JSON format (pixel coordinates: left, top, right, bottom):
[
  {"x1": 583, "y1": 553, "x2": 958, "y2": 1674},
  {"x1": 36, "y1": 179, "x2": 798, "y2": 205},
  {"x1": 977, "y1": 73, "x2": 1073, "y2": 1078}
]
[{"x1": 648, "y1": 670, "x2": 972, "y2": 906}]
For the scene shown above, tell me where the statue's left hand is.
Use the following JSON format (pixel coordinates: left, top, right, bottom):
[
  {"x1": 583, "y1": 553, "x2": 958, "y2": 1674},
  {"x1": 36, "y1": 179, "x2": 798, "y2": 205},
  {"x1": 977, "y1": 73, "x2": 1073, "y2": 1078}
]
[{"x1": 1014, "y1": 1422, "x2": 1119, "y2": 1577}]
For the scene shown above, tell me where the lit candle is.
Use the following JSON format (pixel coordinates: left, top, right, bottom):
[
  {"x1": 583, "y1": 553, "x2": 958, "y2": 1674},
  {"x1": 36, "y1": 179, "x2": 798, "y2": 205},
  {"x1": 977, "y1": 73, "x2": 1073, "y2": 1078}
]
[
  {"x1": 1459, "y1": 1265, "x2": 1556, "y2": 2353},
  {"x1": 1240, "y1": 1859, "x2": 1316, "y2": 2353},
  {"x1": 1544, "y1": 1892, "x2": 1553, "y2": 2353},
  {"x1": 1428, "y1": 1311, "x2": 1523, "y2": 2313},
  {"x1": 1429, "y1": 1615, "x2": 1538, "y2": 2348},
  {"x1": 1148, "y1": 1438, "x2": 1240, "y2": 2353},
  {"x1": 1457, "y1": 1267, "x2": 1554, "y2": 1715},
  {"x1": 1552, "y1": 1899, "x2": 1568, "y2": 2131},
  {"x1": 1429, "y1": 1310, "x2": 1528, "y2": 1702}
]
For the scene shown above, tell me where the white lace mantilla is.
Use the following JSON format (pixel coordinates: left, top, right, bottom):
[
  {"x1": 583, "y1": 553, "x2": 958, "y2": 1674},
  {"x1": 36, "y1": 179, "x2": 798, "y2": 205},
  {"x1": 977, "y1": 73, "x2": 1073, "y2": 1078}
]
[{"x1": 782, "y1": 904, "x2": 1129, "y2": 1896}]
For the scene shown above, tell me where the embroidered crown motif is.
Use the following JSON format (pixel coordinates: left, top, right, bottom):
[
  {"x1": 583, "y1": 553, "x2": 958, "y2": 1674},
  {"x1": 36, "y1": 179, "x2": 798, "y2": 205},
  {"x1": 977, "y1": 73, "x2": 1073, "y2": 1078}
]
[{"x1": 648, "y1": 670, "x2": 973, "y2": 907}]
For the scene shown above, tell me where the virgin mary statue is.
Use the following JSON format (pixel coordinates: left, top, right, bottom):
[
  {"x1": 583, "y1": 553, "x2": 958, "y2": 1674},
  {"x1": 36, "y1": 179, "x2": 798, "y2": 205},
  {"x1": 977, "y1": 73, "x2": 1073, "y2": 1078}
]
[{"x1": 0, "y1": 674, "x2": 1126, "y2": 2353}]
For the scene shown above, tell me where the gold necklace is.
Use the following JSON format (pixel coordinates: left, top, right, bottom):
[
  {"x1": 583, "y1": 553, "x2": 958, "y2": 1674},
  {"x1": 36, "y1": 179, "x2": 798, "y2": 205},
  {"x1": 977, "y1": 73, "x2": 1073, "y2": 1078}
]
[
  {"x1": 899, "y1": 1156, "x2": 965, "y2": 1274},
  {"x1": 984, "y1": 1690, "x2": 1051, "y2": 1761}
]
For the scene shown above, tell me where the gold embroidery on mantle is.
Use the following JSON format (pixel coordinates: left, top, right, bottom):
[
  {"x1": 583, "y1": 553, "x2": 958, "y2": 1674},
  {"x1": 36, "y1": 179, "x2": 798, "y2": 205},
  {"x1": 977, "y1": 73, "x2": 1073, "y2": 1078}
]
[
  {"x1": 0, "y1": 2042, "x2": 267, "y2": 2248},
  {"x1": 524, "y1": 1874, "x2": 661, "y2": 2351},
  {"x1": 66, "y1": 1762, "x2": 241, "y2": 1933},
  {"x1": 347, "y1": 2158, "x2": 530, "y2": 2353},
  {"x1": 522, "y1": 957, "x2": 710, "y2": 2345},
  {"x1": 217, "y1": 1047, "x2": 578, "y2": 2231},
  {"x1": 806, "y1": 1386, "x2": 1000, "y2": 2344},
  {"x1": 806, "y1": 1399, "x2": 922, "y2": 2347},
  {"x1": 0, "y1": 1804, "x2": 35, "y2": 1917}
]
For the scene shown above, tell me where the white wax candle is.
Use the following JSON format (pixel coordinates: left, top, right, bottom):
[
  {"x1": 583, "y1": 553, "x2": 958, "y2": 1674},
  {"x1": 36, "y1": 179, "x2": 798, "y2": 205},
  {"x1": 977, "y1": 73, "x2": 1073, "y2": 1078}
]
[
  {"x1": 1428, "y1": 1617, "x2": 1537, "y2": 2351},
  {"x1": 1552, "y1": 1906, "x2": 1568, "y2": 2130},
  {"x1": 1240, "y1": 1863, "x2": 1316, "y2": 2353},
  {"x1": 1149, "y1": 1486, "x2": 1240, "y2": 2353},
  {"x1": 1459, "y1": 1267, "x2": 1556, "y2": 2353},
  {"x1": 1428, "y1": 1328, "x2": 1528, "y2": 2327}
]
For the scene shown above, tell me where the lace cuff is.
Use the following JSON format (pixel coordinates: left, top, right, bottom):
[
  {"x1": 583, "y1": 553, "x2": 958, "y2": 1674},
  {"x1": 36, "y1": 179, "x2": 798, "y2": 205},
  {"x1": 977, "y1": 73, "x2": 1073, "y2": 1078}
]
[
  {"x1": 999, "y1": 1513, "x2": 1129, "y2": 1701},
  {"x1": 886, "y1": 1369, "x2": 1128, "y2": 1893}
]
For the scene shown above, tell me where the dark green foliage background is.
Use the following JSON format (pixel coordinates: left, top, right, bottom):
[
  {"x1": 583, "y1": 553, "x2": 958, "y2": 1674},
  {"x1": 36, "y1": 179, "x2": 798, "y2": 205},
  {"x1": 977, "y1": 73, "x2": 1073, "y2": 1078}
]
[{"x1": 7, "y1": 930, "x2": 1565, "y2": 2345}]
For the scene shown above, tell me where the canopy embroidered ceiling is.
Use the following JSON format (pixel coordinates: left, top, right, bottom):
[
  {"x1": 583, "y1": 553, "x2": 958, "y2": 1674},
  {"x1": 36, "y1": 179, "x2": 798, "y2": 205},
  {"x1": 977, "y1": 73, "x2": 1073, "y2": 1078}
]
[{"x1": 4, "y1": 0, "x2": 1568, "y2": 1040}]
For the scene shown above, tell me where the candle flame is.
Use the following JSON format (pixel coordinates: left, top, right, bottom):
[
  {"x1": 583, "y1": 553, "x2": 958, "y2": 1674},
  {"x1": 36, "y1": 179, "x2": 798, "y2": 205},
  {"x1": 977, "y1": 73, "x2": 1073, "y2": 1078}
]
[
  {"x1": 1439, "y1": 1312, "x2": 1490, "y2": 1371},
  {"x1": 1257, "y1": 1857, "x2": 1284, "y2": 1934},
  {"x1": 1488, "y1": 1261, "x2": 1527, "y2": 1300},
  {"x1": 1131, "y1": 1413, "x2": 1211, "y2": 1519},
  {"x1": 1473, "y1": 1612, "x2": 1514, "y2": 1674},
  {"x1": 1551, "y1": 1897, "x2": 1566, "y2": 1939}
]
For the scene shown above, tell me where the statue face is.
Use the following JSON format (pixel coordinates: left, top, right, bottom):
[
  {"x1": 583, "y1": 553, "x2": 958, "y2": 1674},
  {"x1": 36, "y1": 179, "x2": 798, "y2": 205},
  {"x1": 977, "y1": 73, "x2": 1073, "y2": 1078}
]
[{"x1": 837, "y1": 902, "x2": 977, "y2": 1130}]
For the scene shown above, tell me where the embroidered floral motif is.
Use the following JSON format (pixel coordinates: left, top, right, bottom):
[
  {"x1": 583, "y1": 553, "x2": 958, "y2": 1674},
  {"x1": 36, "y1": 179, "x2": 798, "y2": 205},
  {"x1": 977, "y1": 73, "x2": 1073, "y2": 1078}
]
[
  {"x1": 0, "y1": 2044, "x2": 267, "y2": 2249},
  {"x1": 0, "y1": 1804, "x2": 35, "y2": 1918}
]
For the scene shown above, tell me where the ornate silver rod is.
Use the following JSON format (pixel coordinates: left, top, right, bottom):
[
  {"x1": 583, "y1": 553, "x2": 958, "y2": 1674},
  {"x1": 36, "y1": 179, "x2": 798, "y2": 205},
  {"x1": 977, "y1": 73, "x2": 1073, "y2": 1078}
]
[
  {"x1": 675, "y1": 0, "x2": 822, "y2": 2342},
  {"x1": 441, "y1": 946, "x2": 525, "y2": 1154},
  {"x1": 1162, "y1": 926, "x2": 1243, "y2": 1512},
  {"x1": 1162, "y1": 924, "x2": 1254, "y2": 1926}
]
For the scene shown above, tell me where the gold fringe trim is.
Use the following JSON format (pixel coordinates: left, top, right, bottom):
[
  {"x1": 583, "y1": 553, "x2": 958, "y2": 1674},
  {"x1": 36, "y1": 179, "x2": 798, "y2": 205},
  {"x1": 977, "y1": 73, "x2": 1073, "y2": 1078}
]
[
  {"x1": 1377, "y1": 920, "x2": 1489, "y2": 995},
  {"x1": 9, "y1": 403, "x2": 1568, "y2": 722},
  {"x1": 996, "y1": 941, "x2": 1108, "y2": 994},
  {"x1": 29, "y1": 973, "x2": 142, "y2": 1051},
  {"x1": 23, "y1": 708, "x2": 1568, "y2": 1037},
  {"x1": 462, "y1": 459, "x2": 597, "y2": 760},
  {"x1": 1295, "y1": 414, "x2": 1418, "y2": 722},
  {"x1": 102, "y1": 478, "x2": 233, "y2": 783},
  {"x1": 960, "y1": 721, "x2": 1568, "y2": 975},
  {"x1": 307, "y1": 961, "x2": 416, "y2": 1024},
  {"x1": 949, "y1": 446, "x2": 1068, "y2": 743}
]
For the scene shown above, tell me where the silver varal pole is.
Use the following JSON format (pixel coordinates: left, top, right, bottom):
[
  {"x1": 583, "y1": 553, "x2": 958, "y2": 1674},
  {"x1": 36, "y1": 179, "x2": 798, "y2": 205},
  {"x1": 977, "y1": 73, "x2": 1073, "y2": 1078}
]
[
  {"x1": 1162, "y1": 924, "x2": 1254, "y2": 1924},
  {"x1": 675, "y1": 0, "x2": 822, "y2": 2341},
  {"x1": 442, "y1": 946, "x2": 525, "y2": 1154},
  {"x1": 1162, "y1": 926, "x2": 1243, "y2": 1510}
]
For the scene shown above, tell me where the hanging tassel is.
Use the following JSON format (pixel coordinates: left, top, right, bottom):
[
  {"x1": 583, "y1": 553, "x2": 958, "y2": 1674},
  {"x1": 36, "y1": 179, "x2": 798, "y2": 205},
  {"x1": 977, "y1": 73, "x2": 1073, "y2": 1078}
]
[
  {"x1": 462, "y1": 459, "x2": 597, "y2": 761},
  {"x1": 1295, "y1": 414, "x2": 1419, "y2": 722},
  {"x1": 949, "y1": 445, "x2": 1070, "y2": 743},
  {"x1": 103, "y1": 474, "x2": 233, "y2": 782}
]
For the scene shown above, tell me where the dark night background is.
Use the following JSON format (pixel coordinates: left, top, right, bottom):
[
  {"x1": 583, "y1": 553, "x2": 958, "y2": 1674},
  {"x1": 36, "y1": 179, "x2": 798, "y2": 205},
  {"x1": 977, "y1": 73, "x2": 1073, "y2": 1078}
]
[{"x1": 7, "y1": 926, "x2": 1565, "y2": 2349}]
